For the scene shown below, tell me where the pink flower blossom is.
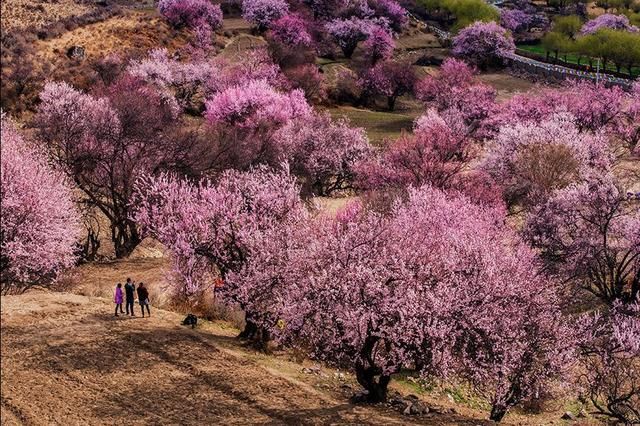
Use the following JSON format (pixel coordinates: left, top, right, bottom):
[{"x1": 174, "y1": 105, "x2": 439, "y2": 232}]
[
  {"x1": 580, "y1": 13, "x2": 639, "y2": 35},
  {"x1": 452, "y1": 21, "x2": 515, "y2": 67},
  {"x1": 1, "y1": 115, "x2": 81, "y2": 294}
]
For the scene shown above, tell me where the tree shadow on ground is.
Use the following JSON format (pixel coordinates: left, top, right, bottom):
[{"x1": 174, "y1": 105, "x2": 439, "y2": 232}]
[{"x1": 9, "y1": 324, "x2": 493, "y2": 425}]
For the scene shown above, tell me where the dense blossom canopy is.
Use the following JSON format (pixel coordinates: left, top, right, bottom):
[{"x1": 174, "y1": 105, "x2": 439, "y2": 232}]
[
  {"x1": 580, "y1": 13, "x2": 639, "y2": 35},
  {"x1": 1, "y1": 116, "x2": 80, "y2": 294},
  {"x1": 452, "y1": 22, "x2": 516, "y2": 67},
  {"x1": 525, "y1": 173, "x2": 639, "y2": 303},
  {"x1": 269, "y1": 14, "x2": 314, "y2": 47},
  {"x1": 242, "y1": 0, "x2": 290, "y2": 31},
  {"x1": 251, "y1": 186, "x2": 572, "y2": 420},
  {"x1": 133, "y1": 166, "x2": 305, "y2": 298},
  {"x1": 482, "y1": 114, "x2": 611, "y2": 207},
  {"x1": 205, "y1": 79, "x2": 312, "y2": 129}
]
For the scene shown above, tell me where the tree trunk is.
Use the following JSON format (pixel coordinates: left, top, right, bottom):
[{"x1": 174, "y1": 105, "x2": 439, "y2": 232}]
[
  {"x1": 343, "y1": 44, "x2": 357, "y2": 59},
  {"x1": 238, "y1": 312, "x2": 271, "y2": 350},
  {"x1": 112, "y1": 220, "x2": 141, "y2": 258},
  {"x1": 387, "y1": 96, "x2": 396, "y2": 111},
  {"x1": 630, "y1": 272, "x2": 639, "y2": 302},
  {"x1": 490, "y1": 404, "x2": 508, "y2": 422},
  {"x1": 355, "y1": 362, "x2": 391, "y2": 403},
  {"x1": 354, "y1": 336, "x2": 391, "y2": 403},
  {"x1": 81, "y1": 228, "x2": 101, "y2": 262}
]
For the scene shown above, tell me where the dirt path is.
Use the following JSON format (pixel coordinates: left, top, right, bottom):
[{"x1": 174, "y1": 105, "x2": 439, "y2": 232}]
[{"x1": 1, "y1": 291, "x2": 494, "y2": 425}]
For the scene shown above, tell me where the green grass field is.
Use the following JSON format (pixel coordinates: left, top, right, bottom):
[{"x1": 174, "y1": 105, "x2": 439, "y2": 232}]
[
  {"x1": 516, "y1": 44, "x2": 640, "y2": 78},
  {"x1": 326, "y1": 106, "x2": 419, "y2": 145}
]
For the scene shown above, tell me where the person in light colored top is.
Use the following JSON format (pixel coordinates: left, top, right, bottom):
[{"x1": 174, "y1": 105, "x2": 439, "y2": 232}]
[{"x1": 114, "y1": 283, "x2": 124, "y2": 317}]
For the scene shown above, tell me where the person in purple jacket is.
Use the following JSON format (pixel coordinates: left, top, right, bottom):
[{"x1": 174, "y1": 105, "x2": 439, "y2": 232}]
[{"x1": 114, "y1": 283, "x2": 124, "y2": 316}]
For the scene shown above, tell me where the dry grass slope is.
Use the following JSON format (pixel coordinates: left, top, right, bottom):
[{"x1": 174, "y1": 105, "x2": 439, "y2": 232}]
[{"x1": 1, "y1": 0, "x2": 92, "y2": 31}]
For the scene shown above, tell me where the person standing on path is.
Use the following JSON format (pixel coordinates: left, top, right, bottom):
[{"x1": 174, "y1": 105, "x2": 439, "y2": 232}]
[
  {"x1": 124, "y1": 278, "x2": 136, "y2": 316},
  {"x1": 137, "y1": 282, "x2": 151, "y2": 318},
  {"x1": 114, "y1": 283, "x2": 124, "y2": 316}
]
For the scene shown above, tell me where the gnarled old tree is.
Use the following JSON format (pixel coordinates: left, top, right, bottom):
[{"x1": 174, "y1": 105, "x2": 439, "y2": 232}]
[
  {"x1": 34, "y1": 78, "x2": 201, "y2": 258},
  {"x1": 243, "y1": 187, "x2": 571, "y2": 419},
  {"x1": 133, "y1": 166, "x2": 306, "y2": 344}
]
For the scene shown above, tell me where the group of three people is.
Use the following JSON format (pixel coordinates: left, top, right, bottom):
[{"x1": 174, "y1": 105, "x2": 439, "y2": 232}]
[{"x1": 114, "y1": 278, "x2": 151, "y2": 317}]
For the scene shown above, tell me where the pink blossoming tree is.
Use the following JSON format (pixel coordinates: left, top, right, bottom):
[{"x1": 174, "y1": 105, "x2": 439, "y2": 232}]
[
  {"x1": 577, "y1": 300, "x2": 640, "y2": 424},
  {"x1": 203, "y1": 79, "x2": 312, "y2": 170},
  {"x1": 269, "y1": 13, "x2": 313, "y2": 47},
  {"x1": 158, "y1": 0, "x2": 223, "y2": 30},
  {"x1": 242, "y1": 0, "x2": 289, "y2": 31},
  {"x1": 452, "y1": 21, "x2": 516, "y2": 68},
  {"x1": 259, "y1": 187, "x2": 570, "y2": 421},
  {"x1": 580, "y1": 13, "x2": 639, "y2": 35},
  {"x1": 158, "y1": 0, "x2": 223, "y2": 46},
  {"x1": 356, "y1": 109, "x2": 473, "y2": 191},
  {"x1": 275, "y1": 113, "x2": 373, "y2": 196},
  {"x1": 368, "y1": 0, "x2": 407, "y2": 32},
  {"x1": 205, "y1": 79, "x2": 311, "y2": 130},
  {"x1": 415, "y1": 58, "x2": 497, "y2": 137},
  {"x1": 35, "y1": 79, "x2": 196, "y2": 258},
  {"x1": 524, "y1": 173, "x2": 639, "y2": 304},
  {"x1": 358, "y1": 59, "x2": 416, "y2": 110},
  {"x1": 326, "y1": 17, "x2": 374, "y2": 58},
  {"x1": 133, "y1": 166, "x2": 305, "y2": 342},
  {"x1": 362, "y1": 25, "x2": 395, "y2": 65},
  {"x1": 1, "y1": 115, "x2": 80, "y2": 294},
  {"x1": 482, "y1": 114, "x2": 612, "y2": 208}
]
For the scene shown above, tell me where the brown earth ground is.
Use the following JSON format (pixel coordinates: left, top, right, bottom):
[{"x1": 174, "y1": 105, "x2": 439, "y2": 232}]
[
  {"x1": 1, "y1": 290, "x2": 499, "y2": 426},
  {"x1": 1, "y1": 288, "x2": 596, "y2": 426}
]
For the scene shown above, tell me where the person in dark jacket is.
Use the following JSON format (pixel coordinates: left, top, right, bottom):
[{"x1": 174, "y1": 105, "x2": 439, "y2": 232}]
[
  {"x1": 137, "y1": 282, "x2": 150, "y2": 317},
  {"x1": 124, "y1": 278, "x2": 136, "y2": 316}
]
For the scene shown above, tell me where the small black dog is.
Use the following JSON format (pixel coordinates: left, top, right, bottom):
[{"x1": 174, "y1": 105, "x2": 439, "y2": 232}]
[{"x1": 182, "y1": 313, "x2": 198, "y2": 329}]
